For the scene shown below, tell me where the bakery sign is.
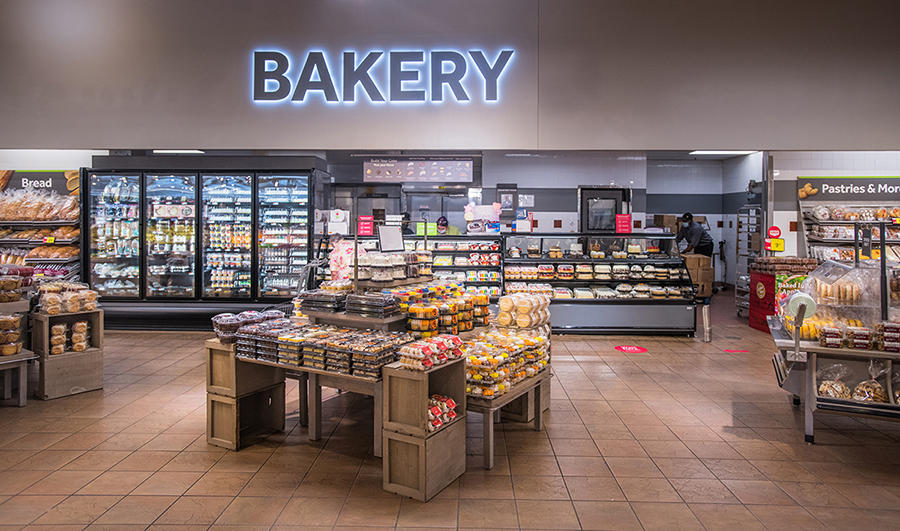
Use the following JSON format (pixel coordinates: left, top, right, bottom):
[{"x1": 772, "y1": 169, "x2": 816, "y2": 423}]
[
  {"x1": 797, "y1": 176, "x2": 900, "y2": 201},
  {"x1": 0, "y1": 170, "x2": 79, "y2": 197},
  {"x1": 251, "y1": 49, "x2": 515, "y2": 104}
]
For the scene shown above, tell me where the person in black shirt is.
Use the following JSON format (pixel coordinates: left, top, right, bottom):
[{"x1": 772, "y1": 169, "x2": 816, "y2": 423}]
[{"x1": 676, "y1": 212, "x2": 714, "y2": 256}]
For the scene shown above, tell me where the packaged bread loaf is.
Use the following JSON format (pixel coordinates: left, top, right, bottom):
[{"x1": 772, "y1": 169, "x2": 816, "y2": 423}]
[
  {"x1": 71, "y1": 321, "x2": 87, "y2": 333},
  {"x1": 816, "y1": 363, "x2": 851, "y2": 399},
  {"x1": 50, "y1": 344, "x2": 64, "y2": 355},
  {"x1": 852, "y1": 360, "x2": 889, "y2": 403},
  {"x1": 61, "y1": 292, "x2": 80, "y2": 313},
  {"x1": 72, "y1": 342, "x2": 87, "y2": 352}
]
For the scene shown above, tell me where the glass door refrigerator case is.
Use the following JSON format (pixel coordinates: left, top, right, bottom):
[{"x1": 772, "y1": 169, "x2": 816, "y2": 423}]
[
  {"x1": 257, "y1": 174, "x2": 310, "y2": 297},
  {"x1": 88, "y1": 173, "x2": 141, "y2": 298},
  {"x1": 201, "y1": 174, "x2": 252, "y2": 298},
  {"x1": 145, "y1": 174, "x2": 197, "y2": 298}
]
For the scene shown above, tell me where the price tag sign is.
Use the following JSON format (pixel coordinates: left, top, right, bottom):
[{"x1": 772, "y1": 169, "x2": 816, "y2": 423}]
[
  {"x1": 43, "y1": 236, "x2": 55, "y2": 243},
  {"x1": 765, "y1": 237, "x2": 785, "y2": 251},
  {"x1": 357, "y1": 215, "x2": 374, "y2": 236},
  {"x1": 767, "y1": 226, "x2": 781, "y2": 238},
  {"x1": 615, "y1": 214, "x2": 632, "y2": 234},
  {"x1": 861, "y1": 227, "x2": 872, "y2": 257}
]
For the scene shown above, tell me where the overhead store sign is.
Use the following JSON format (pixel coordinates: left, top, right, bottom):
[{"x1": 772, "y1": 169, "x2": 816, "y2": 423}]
[
  {"x1": 252, "y1": 49, "x2": 515, "y2": 104},
  {"x1": 797, "y1": 176, "x2": 900, "y2": 201},
  {"x1": 364, "y1": 159, "x2": 473, "y2": 183}
]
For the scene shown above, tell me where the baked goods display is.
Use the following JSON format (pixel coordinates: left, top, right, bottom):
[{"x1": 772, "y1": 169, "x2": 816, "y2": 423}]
[
  {"x1": 47, "y1": 320, "x2": 91, "y2": 355},
  {"x1": 25, "y1": 245, "x2": 79, "y2": 261},
  {"x1": 463, "y1": 327, "x2": 550, "y2": 398},
  {"x1": 397, "y1": 335, "x2": 464, "y2": 370},
  {"x1": 36, "y1": 281, "x2": 98, "y2": 315},
  {"x1": 495, "y1": 293, "x2": 550, "y2": 329},
  {"x1": 802, "y1": 203, "x2": 900, "y2": 261},
  {"x1": 0, "y1": 314, "x2": 21, "y2": 353},
  {"x1": 426, "y1": 395, "x2": 459, "y2": 432},
  {"x1": 0, "y1": 190, "x2": 79, "y2": 221}
]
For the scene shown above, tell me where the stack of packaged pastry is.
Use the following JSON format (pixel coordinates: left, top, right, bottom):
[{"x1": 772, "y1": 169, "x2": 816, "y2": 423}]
[
  {"x1": 0, "y1": 190, "x2": 79, "y2": 221},
  {"x1": 397, "y1": 334, "x2": 464, "y2": 370},
  {"x1": 495, "y1": 293, "x2": 551, "y2": 329},
  {"x1": 0, "y1": 314, "x2": 22, "y2": 356},
  {"x1": 427, "y1": 394, "x2": 459, "y2": 432},
  {"x1": 463, "y1": 328, "x2": 550, "y2": 398},
  {"x1": 37, "y1": 282, "x2": 99, "y2": 314},
  {"x1": 48, "y1": 320, "x2": 90, "y2": 355}
]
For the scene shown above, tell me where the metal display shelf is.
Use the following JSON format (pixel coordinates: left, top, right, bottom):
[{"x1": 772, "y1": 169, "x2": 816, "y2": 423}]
[
  {"x1": 0, "y1": 220, "x2": 79, "y2": 226},
  {"x1": 736, "y1": 205, "x2": 761, "y2": 318}
]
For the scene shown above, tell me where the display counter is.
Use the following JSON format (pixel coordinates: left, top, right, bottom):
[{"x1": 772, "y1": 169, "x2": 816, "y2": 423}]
[{"x1": 503, "y1": 232, "x2": 696, "y2": 334}]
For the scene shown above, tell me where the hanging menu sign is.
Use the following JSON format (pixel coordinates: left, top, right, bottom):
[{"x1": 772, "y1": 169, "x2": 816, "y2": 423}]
[
  {"x1": 797, "y1": 176, "x2": 900, "y2": 201},
  {"x1": 363, "y1": 159, "x2": 473, "y2": 183}
]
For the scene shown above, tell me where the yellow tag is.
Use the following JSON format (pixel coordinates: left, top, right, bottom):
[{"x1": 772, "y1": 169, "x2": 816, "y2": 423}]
[{"x1": 44, "y1": 236, "x2": 55, "y2": 243}]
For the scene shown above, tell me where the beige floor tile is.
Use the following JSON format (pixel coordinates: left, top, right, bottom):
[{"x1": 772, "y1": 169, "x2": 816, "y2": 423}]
[
  {"x1": 670, "y1": 478, "x2": 738, "y2": 503},
  {"x1": 555, "y1": 456, "x2": 611, "y2": 477},
  {"x1": 459, "y1": 498, "x2": 519, "y2": 528},
  {"x1": 702, "y1": 458, "x2": 765, "y2": 480},
  {"x1": 62, "y1": 450, "x2": 132, "y2": 471},
  {"x1": 292, "y1": 472, "x2": 356, "y2": 498},
  {"x1": 640, "y1": 440, "x2": 695, "y2": 458},
  {"x1": 594, "y1": 439, "x2": 648, "y2": 457},
  {"x1": 684, "y1": 441, "x2": 743, "y2": 459},
  {"x1": 830, "y1": 482, "x2": 900, "y2": 509},
  {"x1": 745, "y1": 504, "x2": 825, "y2": 530},
  {"x1": 111, "y1": 451, "x2": 177, "y2": 471},
  {"x1": 215, "y1": 496, "x2": 289, "y2": 526},
  {"x1": 93, "y1": 495, "x2": 178, "y2": 525},
  {"x1": 515, "y1": 499, "x2": 580, "y2": 529},
  {"x1": 0, "y1": 470, "x2": 51, "y2": 495},
  {"x1": 140, "y1": 433, "x2": 198, "y2": 452},
  {"x1": 616, "y1": 477, "x2": 680, "y2": 502},
  {"x1": 0, "y1": 494, "x2": 66, "y2": 524},
  {"x1": 159, "y1": 451, "x2": 223, "y2": 472},
  {"x1": 688, "y1": 503, "x2": 765, "y2": 530},
  {"x1": 776, "y1": 481, "x2": 856, "y2": 507},
  {"x1": 511, "y1": 475, "x2": 569, "y2": 500},
  {"x1": 564, "y1": 476, "x2": 625, "y2": 501},
  {"x1": 652, "y1": 457, "x2": 715, "y2": 479},
  {"x1": 551, "y1": 438, "x2": 600, "y2": 456},
  {"x1": 336, "y1": 496, "x2": 400, "y2": 527},
  {"x1": 47, "y1": 432, "x2": 113, "y2": 451},
  {"x1": 605, "y1": 457, "x2": 662, "y2": 478},
  {"x1": 22, "y1": 470, "x2": 102, "y2": 495},
  {"x1": 10, "y1": 450, "x2": 85, "y2": 471},
  {"x1": 131, "y1": 471, "x2": 203, "y2": 496},
  {"x1": 271, "y1": 496, "x2": 343, "y2": 527},
  {"x1": 396, "y1": 498, "x2": 458, "y2": 528},
  {"x1": 78, "y1": 470, "x2": 154, "y2": 495},
  {"x1": 185, "y1": 471, "x2": 253, "y2": 496},
  {"x1": 93, "y1": 433, "x2": 157, "y2": 452},
  {"x1": 573, "y1": 500, "x2": 641, "y2": 530},
  {"x1": 508, "y1": 455, "x2": 561, "y2": 476},
  {"x1": 721, "y1": 479, "x2": 794, "y2": 505},
  {"x1": 631, "y1": 501, "x2": 704, "y2": 530},
  {"x1": 156, "y1": 495, "x2": 232, "y2": 525},
  {"x1": 32, "y1": 495, "x2": 122, "y2": 525}
]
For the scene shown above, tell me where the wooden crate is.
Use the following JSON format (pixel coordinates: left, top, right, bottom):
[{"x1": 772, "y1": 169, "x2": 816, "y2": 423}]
[
  {"x1": 35, "y1": 347, "x2": 103, "y2": 400},
  {"x1": 383, "y1": 358, "x2": 465, "y2": 438},
  {"x1": 501, "y1": 379, "x2": 551, "y2": 423},
  {"x1": 207, "y1": 382, "x2": 285, "y2": 450},
  {"x1": 32, "y1": 310, "x2": 104, "y2": 358},
  {"x1": 206, "y1": 338, "x2": 284, "y2": 398},
  {"x1": 382, "y1": 414, "x2": 466, "y2": 501}
]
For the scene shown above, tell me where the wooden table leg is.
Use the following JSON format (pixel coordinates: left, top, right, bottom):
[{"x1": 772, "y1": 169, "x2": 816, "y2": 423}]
[
  {"x1": 16, "y1": 363, "x2": 26, "y2": 407},
  {"x1": 483, "y1": 409, "x2": 494, "y2": 470},
  {"x1": 533, "y1": 382, "x2": 543, "y2": 432},
  {"x1": 373, "y1": 384, "x2": 383, "y2": 458},
  {"x1": 1, "y1": 370, "x2": 11, "y2": 401},
  {"x1": 308, "y1": 372, "x2": 321, "y2": 441},
  {"x1": 298, "y1": 373, "x2": 308, "y2": 427}
]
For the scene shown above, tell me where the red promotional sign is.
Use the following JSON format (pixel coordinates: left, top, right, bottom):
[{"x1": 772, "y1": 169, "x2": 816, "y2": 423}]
[
  {"x1": 357, "y1": 215, "x2": 374, "y2": 236},
  {"x1": 614, "y1": 345, "x2": 647, "y2": 354},
  {"x1": 767, "y1": 225, "x2": 781, "y2": 238},
  {"x1": 615, "y1": 214, "x2": 632, "y2": 234}
]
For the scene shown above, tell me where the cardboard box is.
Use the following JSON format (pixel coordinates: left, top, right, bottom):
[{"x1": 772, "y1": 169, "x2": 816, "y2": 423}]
[
  {"x1": 697, "y1": 267, "x2": 715, "y2": 284},
  {"x1": 653, "y1": 214, "x2": 678, "y2": 232},
  {"x1": 694, "y1": 281, "x2": 713, "y2": 298},
  {"x1": 750, "y1": 233, "x2": 762, "y2": 252},
  {"x1": 683, "y1": 253, "x2": 712, "y2": 271}
]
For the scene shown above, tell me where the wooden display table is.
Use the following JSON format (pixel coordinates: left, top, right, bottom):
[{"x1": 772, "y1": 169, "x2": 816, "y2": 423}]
[
  {"x1": 467, "y1": 370, "x2": 551, "y2": 469},
  {"x1": 381, "y1": 359, "x2": 466, "y2": 501},
  {"x1": 31, "y1": 309, "x2": 104, "y2": 400},
  {"x1": 0, "y1": 349, "x2": 37, "y2": 407},
  {"x1": 305, "y1": 367, "x2": 384, "y2": 457},
  {"x1": 304, "y1": 310, "x2": 407, "y2": 332}
]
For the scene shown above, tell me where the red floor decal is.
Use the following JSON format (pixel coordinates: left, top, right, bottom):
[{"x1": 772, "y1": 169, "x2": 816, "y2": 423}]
[
  {"x1": 724, "y1": 349, "x2": 750, "y2": 353},
  {"x1": 615, "y1": 345, "x2": 647, "y2": 354}
]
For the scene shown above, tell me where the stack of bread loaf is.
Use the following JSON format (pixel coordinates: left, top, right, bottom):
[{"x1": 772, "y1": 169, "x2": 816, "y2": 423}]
[{"x1": 495, "y1": 293, "x2": 551, "y2": 329}]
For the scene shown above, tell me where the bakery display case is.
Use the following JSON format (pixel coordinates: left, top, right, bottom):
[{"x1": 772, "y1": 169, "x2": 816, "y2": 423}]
[
  {"x1": 771, "y1": 230, "x2": 900, "y2": 442},
  {"x1": 257, "y1": 174, "x2": 310, "y2": 297},
  {"x1": 201, "y1": 174, "x2": 252, "y2": 298},
  {"x1": 503, "y1": 233, "x2": 695, "y2": 334},
  {"x1": 88, "y1": 173, "x2": 141, "y2": 297},
  {"x1": 145, "y1": 174, "x2": 196, "y2": 298},
  {"x1": 419, "y1": 236, "x2": 502, "y2": 298}
]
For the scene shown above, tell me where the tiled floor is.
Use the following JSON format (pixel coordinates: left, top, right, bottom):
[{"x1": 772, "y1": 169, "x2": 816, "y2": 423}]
[{"x1": 2, "y1": 296, "x2": 900, "y2": 529}]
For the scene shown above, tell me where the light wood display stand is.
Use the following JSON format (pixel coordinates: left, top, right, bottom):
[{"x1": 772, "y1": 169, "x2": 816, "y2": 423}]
[
  {"x1": 467, "y1": 370, "x2": 551, "y2": 469},
  {"x1": 381, "y1": 358, "x2": 466, "y2": 501},
  {"x1": 31, "y1": 309, "x2": 104, "y2": 400},
  {"x1": 0, "y1": 350, "x2": 37, "y2": 406}
]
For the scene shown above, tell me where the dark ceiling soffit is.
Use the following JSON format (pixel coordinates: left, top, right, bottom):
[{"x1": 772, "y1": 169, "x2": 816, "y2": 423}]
[{"x1": 91, "y1": 155, "x2": 327, "y2": 171}]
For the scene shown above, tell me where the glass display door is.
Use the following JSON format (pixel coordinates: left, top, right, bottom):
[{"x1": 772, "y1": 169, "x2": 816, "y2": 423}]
[
  {"x1": 201, "y1": 174, "x2": 252, "y2": 298},
  {"x1": 145, "y1": 174, "x2": 197, "y2": 298},
  {"x1": 257, "y1": 174, "x2": 309, "y2": 297},
  {"x1": 88, "y1": 173, "x2": 141, "y2": 297}
]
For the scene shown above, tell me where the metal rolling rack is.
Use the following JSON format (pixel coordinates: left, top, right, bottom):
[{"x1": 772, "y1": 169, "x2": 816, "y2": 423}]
[
  {"x1": 735, "y1": 205, "x2": 761, "y2": 317},
  {"x1": 771, "y1": 221, "x2": 898, "y2": 443}
]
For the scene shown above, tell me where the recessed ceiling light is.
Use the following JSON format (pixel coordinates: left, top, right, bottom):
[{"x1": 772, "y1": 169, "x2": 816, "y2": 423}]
[
  {"x1": 689, "y1": 150, "x2": 755, "y2": 155},
  {"x1": 152, "y1": 149, "x2": 205, "y2": 154}
]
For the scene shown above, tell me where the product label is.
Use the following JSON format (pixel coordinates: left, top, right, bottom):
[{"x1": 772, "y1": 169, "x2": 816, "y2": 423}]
[{"x1": 797, "y1": 176, "x2": 900, "y2": 201}]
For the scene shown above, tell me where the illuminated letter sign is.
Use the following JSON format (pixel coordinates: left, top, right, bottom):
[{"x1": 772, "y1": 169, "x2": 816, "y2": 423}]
[{"x1": 251, "y1": 48, "x2": 515, "y2": 104}]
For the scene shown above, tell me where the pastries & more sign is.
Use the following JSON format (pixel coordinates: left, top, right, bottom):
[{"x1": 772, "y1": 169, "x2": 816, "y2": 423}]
[
  {"x1": 251, "y1": 48, "x2": 515, "y2": 104},
  {"x1": 797, "y1": 176, "x2": 900, "y2": 201}
]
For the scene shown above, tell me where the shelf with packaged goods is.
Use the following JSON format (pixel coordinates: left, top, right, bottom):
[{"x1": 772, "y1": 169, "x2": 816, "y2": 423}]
[
  {"x1": 548, "y1": 298, "x2": 693, "y2": 305},
  {"x1": 431, "y1": 264, "x2": 502, "y2": 270},
  {"x1": 0, "y1": 220, "x2": 79, "y2": 227},
  {"x1": 505, "y1": 278, "x2": 692, "y2": 285},
  {"x1": 503, "y1": 257, "x2": 684, "y2": 265}
]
